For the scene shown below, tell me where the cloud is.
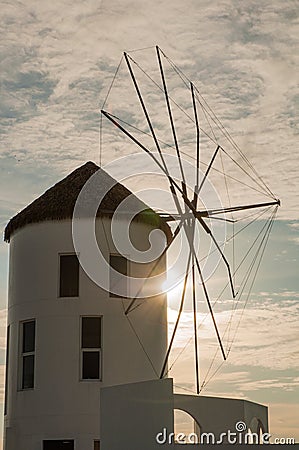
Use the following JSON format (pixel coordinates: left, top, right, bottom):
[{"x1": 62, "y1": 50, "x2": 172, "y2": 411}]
[
  {"x1": 1, "y1": 70, "x2": 56, "y2": 124},
  {"x1": 289, "y1": 237, "x2": 299, "y2": 245},
  {"x1": 167, "y1": 294, "x2": 299, "y2": 380},
  {"x1": 0, "y1": 0, "x2": 297, "y2": 223},
  {"x1": 270, "y1": 403, "x2": 299, "y2": 441}
]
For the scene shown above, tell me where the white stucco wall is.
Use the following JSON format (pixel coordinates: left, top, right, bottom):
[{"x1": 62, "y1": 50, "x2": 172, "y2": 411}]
[
  {"x1": 100, "y1": 379, "x2": 174, "y2": 450},
  {"x1": 4, "y1": 217, "x2": 168, "y2": 450}
]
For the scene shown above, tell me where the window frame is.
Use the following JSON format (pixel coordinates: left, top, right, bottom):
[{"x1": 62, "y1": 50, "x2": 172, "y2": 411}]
[
  {"x1": 58, "y1": 253, "x2": 80, "y2": 299},
  {"x1": 80, "y1": 316, "x2": 102, "y2": 382},
  {"x1": 19, "y1": 319, "x2": 36, "y2": 391},
  {"x1": 109, "y1": 253, "x2": 129, "y2": 298}
]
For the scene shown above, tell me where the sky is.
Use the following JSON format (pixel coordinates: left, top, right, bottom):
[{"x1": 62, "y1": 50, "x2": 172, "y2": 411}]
[{"x1": 0, "y1": 0, "x2": 299, "y2": 445}]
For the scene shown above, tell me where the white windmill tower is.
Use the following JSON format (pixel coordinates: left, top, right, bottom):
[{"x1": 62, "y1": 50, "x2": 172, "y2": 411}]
[{"x1": 3, "y1": 161, "x2": 170, "y2": 450}]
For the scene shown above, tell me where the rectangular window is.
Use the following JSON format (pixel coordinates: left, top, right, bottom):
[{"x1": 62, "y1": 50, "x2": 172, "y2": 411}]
[
  {"x1": 109, "y1": 254, "x2": 128, "y2": 298},
  {"x1": 81, "y1": 317, "x2": 102, "y2": 380},
  {"x1": 59, "y1": 254, "x2": 79, "y2": 297},
  {"x1": 4, "y1": 325, "x2": 10, "y2": 415},
  {"x1": 20, "y1": 320, "x2": 35, "y2": 389},
  {"x1": 94, "y1": 440, "x2": 100, "y2": 450},
  {"x1": 43, "y1": 440, "x2": 74, "y2": 450}
]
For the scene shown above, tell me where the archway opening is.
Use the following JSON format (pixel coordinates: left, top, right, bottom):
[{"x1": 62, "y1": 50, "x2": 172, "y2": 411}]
[
  {"x1": 247, "y1": 418, "x2": 266, "y2": 444},
  {"x1": 174, "y1": 409, "x2": 201, "y2": 445}
]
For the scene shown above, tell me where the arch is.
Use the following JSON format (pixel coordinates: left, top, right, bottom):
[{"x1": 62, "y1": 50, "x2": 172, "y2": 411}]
[
  {"x1": 173, "y1": 408, "x2": 201, "y2": 445},
  {"x1": 248, "y1": 417, "x2": 267, "y2": 444}
]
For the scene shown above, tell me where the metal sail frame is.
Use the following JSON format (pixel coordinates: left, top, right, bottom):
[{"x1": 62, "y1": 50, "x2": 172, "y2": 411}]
[{"x1": 100, "y1": 46, "x2": 280, "y2": 394}]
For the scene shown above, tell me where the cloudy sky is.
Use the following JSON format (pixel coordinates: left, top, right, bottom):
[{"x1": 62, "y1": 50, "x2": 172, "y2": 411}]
[{"x1": 0, "y1": 0, "x2": 298, "y2": 445}]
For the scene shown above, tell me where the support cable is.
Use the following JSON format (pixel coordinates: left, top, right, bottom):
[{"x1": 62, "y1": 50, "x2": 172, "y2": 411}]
[{"x1": 121, "y1": 300, "x2": 159, "y2": 378}]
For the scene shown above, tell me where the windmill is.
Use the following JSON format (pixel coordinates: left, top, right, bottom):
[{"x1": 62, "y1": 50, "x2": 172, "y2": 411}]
[{"x1": 99, "y1": 46, "x2": 280, "y2": 395}]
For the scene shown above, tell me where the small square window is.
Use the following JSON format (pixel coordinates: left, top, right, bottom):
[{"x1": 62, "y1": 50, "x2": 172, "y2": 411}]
[
  {"x1": 94, "y1": 440, "x2": 100, "y2": 450},
  {"x1": 59, "y1": 254, "x2": 79, "y2": 297}
]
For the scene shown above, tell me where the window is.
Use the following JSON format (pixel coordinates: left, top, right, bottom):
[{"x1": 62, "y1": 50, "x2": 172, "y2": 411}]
[
  {"x1": 94, "y1": 440, "x2": 100, "y2": 450},
  {"x1": 109, "y1": 254, "x2": 128, "y2": 298},
  {"x1": 59, "y1": 254, "x2": 79, "y2": 297},
  {"x1": 81, "y1": 317, "x2": 102, "y2": 380},
  {"x1": 4, "y1": 325, "x2": 10, "y2": 414},
  {"x1": 20, "y1": 320, "x2": 35, "y2": 389},
  {"x1": 43, "y1": 440, "x2": 74, "y2": 450}
]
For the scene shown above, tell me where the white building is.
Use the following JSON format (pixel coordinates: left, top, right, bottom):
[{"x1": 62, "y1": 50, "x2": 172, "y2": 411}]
[
  {"x1": 3, "y1": 161, "x2": 269, "y2": 450},
  {"x1": 3, "y1": 161, "x2": 169, "y2": 450}
]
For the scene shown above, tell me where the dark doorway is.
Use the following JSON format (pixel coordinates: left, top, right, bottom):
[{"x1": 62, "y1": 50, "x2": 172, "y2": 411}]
[{"x1": 43, "y1": 440, "x2": 74, "y2": 450}]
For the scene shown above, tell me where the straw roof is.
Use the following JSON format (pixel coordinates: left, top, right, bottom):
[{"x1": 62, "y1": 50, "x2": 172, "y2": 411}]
[{"x1": 4, "y1": 161, "x2": 171, "y2": 242}]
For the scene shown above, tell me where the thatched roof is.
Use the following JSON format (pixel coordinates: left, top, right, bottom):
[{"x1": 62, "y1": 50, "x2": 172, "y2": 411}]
[{"x1": 4, "y1": 161, "x2": 171, "y2": 242}]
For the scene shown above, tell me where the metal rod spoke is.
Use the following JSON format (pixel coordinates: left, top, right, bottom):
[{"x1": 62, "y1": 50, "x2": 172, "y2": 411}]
[
  {"x1": 181, "y1": 216, "x2": 226, "y2": 361},
  {"x1": 197, "y1": 200, "x2": 280, "y2": 217},
  {"x1": 191, "y1": 82, "x2": 200, "y2": 192},
  {"x1": 160, "y1": 250, "x2": 192, "y2": 379},
  {"x1": 156, "y1": 45, "x2": 186, "y2": 185},
  {"x1": 124, "y1": 52, "x2": 171, "y2": 178},
  {"x1": 194, "y1": 257, "x2": 227, "y2": 361},
  {"x1": 192, "y1": 252, "x2": 200, "y2": 394}
]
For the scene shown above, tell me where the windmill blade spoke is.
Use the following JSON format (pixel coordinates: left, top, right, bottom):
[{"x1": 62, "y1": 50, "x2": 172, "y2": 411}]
[
  {"x1": 181, "y1": 219, "x2": 227, "y2": 361},
  {"x1": 191, "y1": 82, "x2": 200, "y2": 196},
  {"x1": 156, "y1": 45, "x2": 186, "y2": 185},
  {"x1": 192, "y1": 253, "x2": 200, "y2": 394},
  {"x1": 101, "y1": 109, "x2": 166, "y2": 174},
  {"x1": 124, "y1": 52, "x2": 171, "y2": 178},
  {"x1": 197, "y1": 200, "x2": 280, "y2": 217},
  {"x1": 194, "y1": 256, "x2": 227, "y2": 361},
  {"x1": 160, "y1": 249, "x2": 192, "y2": 379},
  {"x1": 124, "y1": 53, "x2": 189, "y2": 225}
]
